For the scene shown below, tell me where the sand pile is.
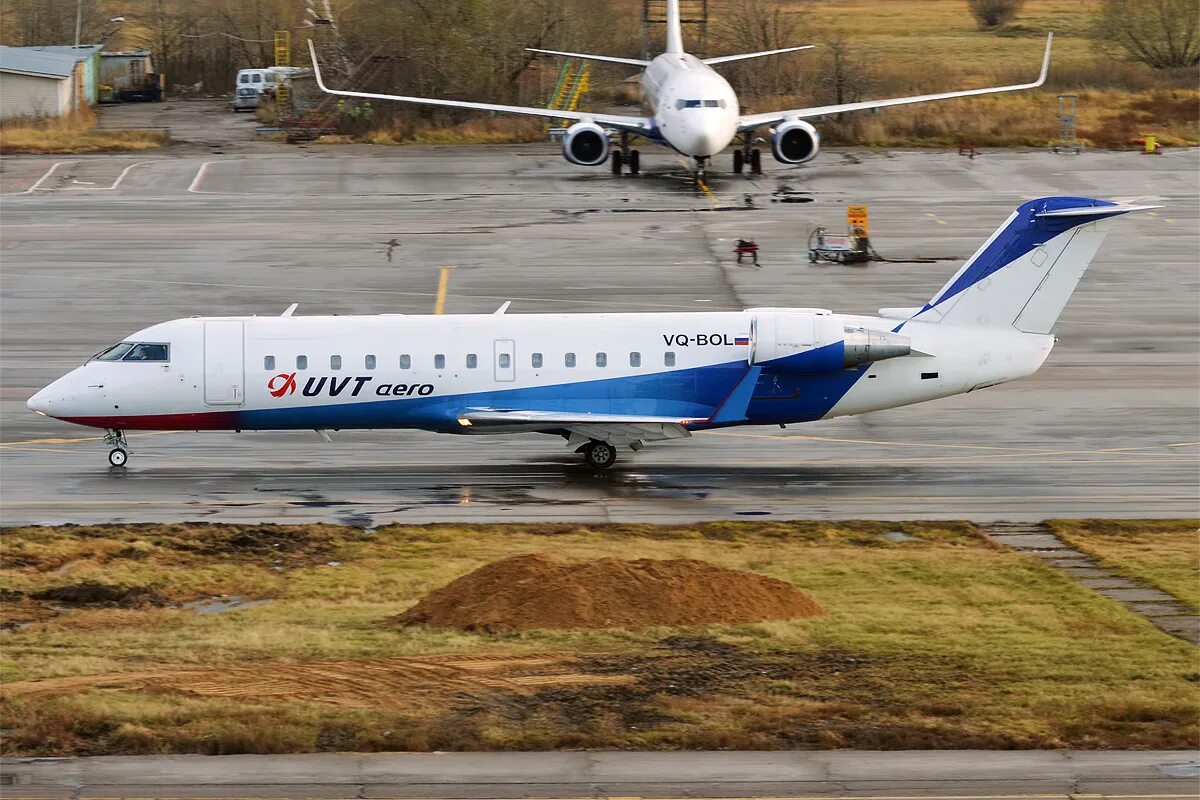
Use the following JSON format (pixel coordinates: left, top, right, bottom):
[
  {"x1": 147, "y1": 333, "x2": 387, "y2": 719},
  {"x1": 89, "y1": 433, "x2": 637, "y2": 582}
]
[{"x1": 394, "y1": 554, "x2": 825, "y2": 632}]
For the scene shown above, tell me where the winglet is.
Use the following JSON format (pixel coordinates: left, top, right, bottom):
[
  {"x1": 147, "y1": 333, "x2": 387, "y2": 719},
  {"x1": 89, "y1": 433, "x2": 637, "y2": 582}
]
[
  {"x1": 307, "y1": 40, "x2": 329, "y2": 92},
  {"x1": 494, "y1": 301, "x2": 511, "y2": 315},
  {"x1": 1035, "y1": 32, "x2": 1053, "y2": 86},
  {"x1": 281, "y1": 303, "x2": 299, "y2": 318},
  {"x1": 707, "y1": 366, "x2": 762, "y2": 425}
]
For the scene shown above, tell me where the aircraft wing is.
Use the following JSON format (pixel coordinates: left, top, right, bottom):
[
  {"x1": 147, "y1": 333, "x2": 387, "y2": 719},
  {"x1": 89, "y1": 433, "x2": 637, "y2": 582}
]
[
  {"x1": 525, "y1": 48, "x2": 650, "y2": 67},
  {"x1": 457, "y1": 409, "x2": 696, "y2": 446},
  {"x1": 308, "y1": 41, "x2": 652, "y2": 134},
  {"x1": 738, "y1": 33, "x2": 1052, "y2": 132}
]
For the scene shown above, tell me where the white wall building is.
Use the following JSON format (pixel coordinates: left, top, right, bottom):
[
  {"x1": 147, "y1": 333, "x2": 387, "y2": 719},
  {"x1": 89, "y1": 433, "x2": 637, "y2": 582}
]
[{"x1": 0, "y1": 46, "x2": 83, "y2": 120}]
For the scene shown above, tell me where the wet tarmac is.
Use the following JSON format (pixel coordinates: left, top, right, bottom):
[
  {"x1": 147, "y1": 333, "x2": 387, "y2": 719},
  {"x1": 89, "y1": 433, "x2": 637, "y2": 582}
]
[{"x1": 1, "y1": 145, "x2": 1197, "y2": 524}]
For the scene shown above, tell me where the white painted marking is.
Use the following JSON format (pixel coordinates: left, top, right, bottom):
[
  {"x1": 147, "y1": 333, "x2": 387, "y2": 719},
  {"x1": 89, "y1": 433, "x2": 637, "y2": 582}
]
[
  {"x1": 9, "y1": 160, "x2": 71, "y2": 195},
  {"x1": 61, "y1": 160, "x2": 165, "y2": 192},
  {"x1": 188, "y1": 160, "x2": 217, "y2": 193}
]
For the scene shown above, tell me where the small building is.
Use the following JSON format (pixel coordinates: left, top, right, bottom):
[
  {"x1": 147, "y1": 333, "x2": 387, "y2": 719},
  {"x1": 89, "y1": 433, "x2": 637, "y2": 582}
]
[
  {"x1": 100, "y1": 50, "x2": 155, "y2": 97},
  {"x1": 0, "y1": 44, "x2": 102, "y2": 119}
]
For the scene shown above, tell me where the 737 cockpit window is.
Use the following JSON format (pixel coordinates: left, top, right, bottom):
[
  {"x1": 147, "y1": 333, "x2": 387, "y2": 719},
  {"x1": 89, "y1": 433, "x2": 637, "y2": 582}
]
[{"x1": 676, "y1": 99, "x2": 703, "y2": 109}]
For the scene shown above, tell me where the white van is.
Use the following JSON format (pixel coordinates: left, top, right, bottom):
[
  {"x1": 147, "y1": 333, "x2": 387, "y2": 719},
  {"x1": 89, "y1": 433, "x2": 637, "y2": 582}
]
[{"x1": 234, "y1": 68, "x2": 276, "y2": 95}]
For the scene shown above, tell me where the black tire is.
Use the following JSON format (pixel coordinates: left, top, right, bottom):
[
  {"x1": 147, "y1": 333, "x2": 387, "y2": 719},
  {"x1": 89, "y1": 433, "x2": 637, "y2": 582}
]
[
  {"x1": 583, "y1": 441, "x2": 617, "y2": 469},
  {"x1": 750, "y1": 148, "x2": 763, "y2": 174},
  {"x1": 108, "y1": 448, "x2": 128, "y2": 467},
  {"x1": 808, "y1": 250, "x2": 819, "y2": 263},
  {"x1": 611, "y1": 150, "x2": 624, "y2": 175},
  {"x1": 733, "y1": 149, "x2": 744, "y2": 174},
  {"x1": 628, "y1": 149, "x2": 640, "y2": 175}
]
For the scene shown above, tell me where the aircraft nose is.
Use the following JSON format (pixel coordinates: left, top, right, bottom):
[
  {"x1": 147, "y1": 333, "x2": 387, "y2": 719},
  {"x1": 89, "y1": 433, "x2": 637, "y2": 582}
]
[{"x1": 27, "y1": 388, "x2": 52, "y2": 416}]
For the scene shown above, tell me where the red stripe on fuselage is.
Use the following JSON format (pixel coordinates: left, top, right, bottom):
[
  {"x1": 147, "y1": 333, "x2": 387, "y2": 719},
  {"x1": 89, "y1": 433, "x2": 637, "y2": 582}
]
[{"x1": 57, "y1": 411, "x2": 241, "y2": 430}]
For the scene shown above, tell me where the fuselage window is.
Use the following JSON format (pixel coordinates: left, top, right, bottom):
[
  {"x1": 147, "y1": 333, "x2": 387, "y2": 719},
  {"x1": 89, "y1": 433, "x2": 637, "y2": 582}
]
[
  {"x1": 122, "y1": 343, "x2": 169, "y2": 362},
  {"x1": 94, "y1": 342, "x2": 134, "y2": 361},
  {"x1": 400, "y1": 354, "x2": 411, "y2": 370},
  {"x1": 330, "y1": 355, "x2": 342, "y2": 370},
  {"x1": 297, "y1": 355, "x2": 308, "y2": 370},
  {"x1": 630, "y1": 352, "x2": 641, "y2": 367},
  {"x1": 565, "y1": 352, "x2": 576, "y2": 368},
  {"x1": 498, "y1": 353, "x2": 511, "y2": 369},
  {"x1": 434, "y1": 354, "x2": 446, "y2": 370},
  {"x1": 264, "y1": 356, "x2": 276, "y2": 371},
  {"x1": 532, "y1": 353, "x2": 543, "y2": 368},
  {"x1": 596, "y1": 352, "x2": 607, "y2": 367},
  {"x1": 466, "y1": 353, "x2": 478, "y2": 369},
  {"x1": 664, "y1": 351, "x2": 676, "y2": 367},
  {"x1": 365, "y1": 354, "x2": 376, "y2": 370}
]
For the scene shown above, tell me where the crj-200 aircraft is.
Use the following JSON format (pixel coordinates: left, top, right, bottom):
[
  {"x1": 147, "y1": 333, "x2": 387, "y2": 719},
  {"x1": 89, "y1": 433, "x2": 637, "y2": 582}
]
[
  {"x1": 30, "y1": 197, "x2": 1150, "y2": 469},
  {"x1": 308, "y1": 0, "x2": 1052, "y2": 176}
]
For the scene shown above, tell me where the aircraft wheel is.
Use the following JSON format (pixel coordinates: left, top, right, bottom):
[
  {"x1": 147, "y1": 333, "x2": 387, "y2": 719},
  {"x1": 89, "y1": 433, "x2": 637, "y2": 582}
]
[
  {"x1": 108, "y1": 448, "x2": 128, "y2": 467},
  {"x1": 628, "y1": 150, "x2": 640, "y2": 175},
  {"x1": 611, "y1": 150, "x2": 624, "y2": 175},
  {"x1": 750, "y1": 148, "x2": 763, "y2": 174},
  {"x1": 582, "y1": 440, "x2": 617, "y2": 469},
  {"x1": 733, "y1": 149, "x2": 744, "y2": 174}
]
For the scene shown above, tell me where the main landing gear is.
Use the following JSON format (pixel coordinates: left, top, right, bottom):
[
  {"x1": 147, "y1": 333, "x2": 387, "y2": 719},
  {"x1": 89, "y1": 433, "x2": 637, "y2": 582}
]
[
  {"x1": 579, "y1": 439, "x2": 618, "y2": 469},
  {"x1": 612, "y1": 132, "x2": 640, "y2": 175},
  {"x1": 105, "y1": 429, "x2": 129, "y2": 467},
  {"x1": 733, "y1": 130, "x2": 763, "y2": 175}
]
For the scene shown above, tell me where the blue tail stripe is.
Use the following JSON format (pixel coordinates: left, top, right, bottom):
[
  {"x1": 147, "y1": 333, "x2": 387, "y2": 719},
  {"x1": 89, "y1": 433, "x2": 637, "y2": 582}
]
[{"x1": 928, "y1": 197, "x2": 1124, "y2": 310}]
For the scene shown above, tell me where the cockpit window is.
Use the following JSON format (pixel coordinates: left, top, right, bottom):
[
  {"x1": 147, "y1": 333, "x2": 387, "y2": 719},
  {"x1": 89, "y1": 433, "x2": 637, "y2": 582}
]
[
  {"x1": 122, "y1": 343, "x2": 169, "y2": 361},
  {"x1": 703, "y1": 100, "x2": 719, "y2": 108},
  {"x1": 676, "y1": 99, "x2": 703, "y2": 109},
  {"x1": 93, "y1": 342, "x2": 135, "y2": 361}
]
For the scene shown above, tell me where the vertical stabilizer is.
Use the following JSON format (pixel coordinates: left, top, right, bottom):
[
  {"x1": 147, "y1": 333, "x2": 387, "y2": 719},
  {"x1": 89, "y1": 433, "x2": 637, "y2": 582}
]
[
  {"x1": 909, "y1": 197, "x2": 1154, "y2": 333},
  {"x1": 665, "y1": 0, "x2": 685, "y2": 54}
]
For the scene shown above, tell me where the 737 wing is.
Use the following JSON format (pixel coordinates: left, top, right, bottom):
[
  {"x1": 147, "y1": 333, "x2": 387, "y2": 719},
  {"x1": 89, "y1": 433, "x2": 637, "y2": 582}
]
[
  {"x1": 738, "y1": 33, "x2": 1052, "y2": 132},
  {"x1": 308, "y1": 41, "x2": 652, "y2": 135}
]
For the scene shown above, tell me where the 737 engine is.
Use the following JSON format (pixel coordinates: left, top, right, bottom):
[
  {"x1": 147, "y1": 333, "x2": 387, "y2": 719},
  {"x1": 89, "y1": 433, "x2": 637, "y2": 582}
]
[
  {"x1": 562, "y1": 121, "x2": 611, "y2": 166},
  {"x1": 770, "y1": 120, "x2": 820, "y2": 164}
]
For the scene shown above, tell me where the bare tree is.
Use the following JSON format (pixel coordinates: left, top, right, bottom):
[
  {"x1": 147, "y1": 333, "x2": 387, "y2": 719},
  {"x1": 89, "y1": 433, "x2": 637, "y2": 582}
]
[
  {"x1": 967, "y1": 0, "x2": 1026, "y2": 30},
  {"x1": 710, "y1": 0, "x2": 810, "y2": 97},
  {"x1": 814, "y1": 31, "x2": 875, "y2": 109},
  {"x1": 1096, "y1": 0, "x2": 1200, "y2": 68}
]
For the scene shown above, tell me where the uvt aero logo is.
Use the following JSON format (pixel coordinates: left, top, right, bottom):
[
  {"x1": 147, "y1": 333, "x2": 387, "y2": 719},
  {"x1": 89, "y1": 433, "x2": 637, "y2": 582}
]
[{"x1": 267, "y1": 373, "x2": 434, "y2": 398}]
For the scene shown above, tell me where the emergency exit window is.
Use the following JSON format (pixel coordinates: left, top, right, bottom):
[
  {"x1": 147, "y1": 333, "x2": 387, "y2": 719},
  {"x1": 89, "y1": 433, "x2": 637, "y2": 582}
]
[{"x1": 498, "y1": 353, "x2": 511, "y2": 369}]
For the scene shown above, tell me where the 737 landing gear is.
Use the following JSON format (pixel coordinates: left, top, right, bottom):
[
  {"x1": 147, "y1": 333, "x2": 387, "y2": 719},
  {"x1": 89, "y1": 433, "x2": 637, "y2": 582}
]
[
  {"x1": 580, "y1": 440, "x2": 617, "y2": 469},
  {"x1": 734, "y1": 130, "x2": 762, "y2": 175},
  {"x1": 612, "y1": 132, "x2": 640, "y2": 175},
  {"x1": 104, "y1": 429, "x2": 129, "y2": 467}
]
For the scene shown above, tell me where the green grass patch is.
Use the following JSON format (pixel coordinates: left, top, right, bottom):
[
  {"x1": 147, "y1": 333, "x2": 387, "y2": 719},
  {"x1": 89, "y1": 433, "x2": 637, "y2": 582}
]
[
  {"x1": 1, "y1": 521, "x2": 1196, "y2": 755},
  {"x1": 1050, "y1": 519, "x2": 1200, "y2": 611}
]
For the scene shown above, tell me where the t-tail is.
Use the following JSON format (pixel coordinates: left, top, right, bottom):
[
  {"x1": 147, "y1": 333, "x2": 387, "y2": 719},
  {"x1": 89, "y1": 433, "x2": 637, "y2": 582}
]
[{"x1": 897, "y1": 197, "x2": 1158, "y2": 333}]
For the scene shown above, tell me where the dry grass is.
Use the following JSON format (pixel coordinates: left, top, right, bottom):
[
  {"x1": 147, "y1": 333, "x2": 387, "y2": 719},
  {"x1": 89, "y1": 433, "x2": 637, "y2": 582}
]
[
  {"x1": 0, "y1": 108, "x2": 167, "y2": 155},
  {"x1": 1049, "y1": 519, "x2": 1200, "y2": 611},
  {"x1": 1, "y1": 521, "x2": 1195, "y2": 755}
]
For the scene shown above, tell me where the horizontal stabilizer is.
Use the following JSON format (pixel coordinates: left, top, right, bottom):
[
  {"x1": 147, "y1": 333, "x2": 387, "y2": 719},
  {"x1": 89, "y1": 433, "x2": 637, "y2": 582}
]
[
  {"x1": 1036, "y1": 204, "x2": 1162, "y2": 217},
  {"x1": 704, "y1": 45, "x2": 813, "y2": 65}
]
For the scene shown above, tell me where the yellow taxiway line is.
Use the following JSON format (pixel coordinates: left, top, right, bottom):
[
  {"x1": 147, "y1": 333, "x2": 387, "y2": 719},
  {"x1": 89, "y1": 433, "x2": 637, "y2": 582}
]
[{"x1": 434, "y1": 265, "x2": 452, "y2": 314}]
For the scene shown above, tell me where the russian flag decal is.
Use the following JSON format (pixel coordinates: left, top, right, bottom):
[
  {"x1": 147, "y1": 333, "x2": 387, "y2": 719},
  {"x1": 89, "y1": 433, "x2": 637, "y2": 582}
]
[{"x1": 734, "y1": 336, "x2": 750, "y2": 346}]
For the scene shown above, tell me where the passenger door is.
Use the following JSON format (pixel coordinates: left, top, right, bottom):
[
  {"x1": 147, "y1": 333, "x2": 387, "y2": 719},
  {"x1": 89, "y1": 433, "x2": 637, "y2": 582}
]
[
  {"x1": 204, "y1": 321, "x2": 245, "y2": 405},
  {"x1": 494, "y1": 339, "x2": 515, "y2": 382}
]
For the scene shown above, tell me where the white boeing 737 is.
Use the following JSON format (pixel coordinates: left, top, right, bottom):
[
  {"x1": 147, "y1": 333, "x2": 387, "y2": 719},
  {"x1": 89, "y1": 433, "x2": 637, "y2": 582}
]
[
  {"x1": 29, "y1": 197, "x2": 1149, "y2": 469},
  {"x1": 308, "y1": 0, "x2": 1052, "y2": 176}
]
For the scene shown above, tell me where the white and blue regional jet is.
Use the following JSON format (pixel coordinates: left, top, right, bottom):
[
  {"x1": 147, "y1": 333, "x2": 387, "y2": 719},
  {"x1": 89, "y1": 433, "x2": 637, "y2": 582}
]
[
  {"x1": 308, "y1": 0, "x2": 1053, "y2": 176},
  {"x1": 29, "y1": 198, "x2": 1150, "y2": 469}
]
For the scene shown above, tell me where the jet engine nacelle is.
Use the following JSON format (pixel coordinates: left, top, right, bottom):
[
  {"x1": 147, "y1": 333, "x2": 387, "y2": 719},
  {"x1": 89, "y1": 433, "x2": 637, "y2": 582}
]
[
  {"x1": 770, "y1": 120, "x2": 820, "y2": 164},
  {"x1": 562, "y1": 121, "x2": 611, "y2": 166},
  {"x1": 750, "y1": 312, "x2": 910, "y2": 374}
]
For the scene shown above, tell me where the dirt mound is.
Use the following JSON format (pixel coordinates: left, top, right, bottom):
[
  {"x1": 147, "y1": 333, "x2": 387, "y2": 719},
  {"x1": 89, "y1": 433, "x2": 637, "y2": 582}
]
[
  {"x1": 31, "y1": 582, "x2": 163, "y2": 608},
  {"x1": 394, "y1": 555, "x2": 825, "y2": 632}
]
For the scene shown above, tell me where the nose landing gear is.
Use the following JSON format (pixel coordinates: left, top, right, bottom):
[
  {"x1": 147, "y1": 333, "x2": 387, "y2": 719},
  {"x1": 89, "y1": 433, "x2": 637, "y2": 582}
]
[{"x1": 104, "y1": 429, "x2": 129, "y2": 467}]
